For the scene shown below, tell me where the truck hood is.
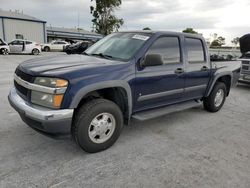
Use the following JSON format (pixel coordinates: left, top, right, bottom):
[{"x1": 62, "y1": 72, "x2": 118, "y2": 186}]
[
  {"x1": 18, "y1": 54, "x2": 125, "y2": 75},
  {"x1": 240, "y1": 34, "x2": 250, "y2": 55}
]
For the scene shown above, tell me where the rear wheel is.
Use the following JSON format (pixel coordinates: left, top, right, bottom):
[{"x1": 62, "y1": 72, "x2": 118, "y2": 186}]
[
  {"x1": 32, "y1": 49, "x2": 39, "y2": 55},
  {"x1": 203, "y1": 82, "x2": 227, "y2": 112},
  {"x1": 1, "y1": 48, "x2": 9, "y2": 55},
  {"x1": 72, "y1": 99, "x2": 124, "y2": 153}
]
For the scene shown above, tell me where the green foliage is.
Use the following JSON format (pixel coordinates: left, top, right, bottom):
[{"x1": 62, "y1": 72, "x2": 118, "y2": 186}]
[
  {"x1": 182, "y1": 28, "x2": 198, "y2": 34},
  {"x1": 90, "y1": 0, "x2": 124, "y2": 35},
  {"x1": 211, "y1": 35, "x2": 226, "y2": 47},
  {"x1": 143, "y1": 27, "x2": 151, "y2": 30},
  {"x1": 231, "y1": 37, "x2": 239, "y2": 46}
]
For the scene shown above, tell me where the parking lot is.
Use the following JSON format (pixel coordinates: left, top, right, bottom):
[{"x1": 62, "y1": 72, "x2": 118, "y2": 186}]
[{"x1": 0, "y1": 53, "x2": 250, "y2": 188}]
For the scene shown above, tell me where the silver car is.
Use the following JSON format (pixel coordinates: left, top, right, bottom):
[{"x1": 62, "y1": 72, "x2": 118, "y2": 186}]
[{"x1": 8, "y1": 39, "x2": 41, "y2": 55}]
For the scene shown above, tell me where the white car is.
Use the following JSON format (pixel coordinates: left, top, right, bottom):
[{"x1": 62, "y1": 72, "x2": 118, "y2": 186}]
[
  {"x1": 8, "y1": 39, "x2": 41, "y2": 55},
  {"x1": 0, "y1": 38, "x2": 10, "y2": 55},
  {"x1": 41, "y1": 41, "x2": 69, "y2": 52}
]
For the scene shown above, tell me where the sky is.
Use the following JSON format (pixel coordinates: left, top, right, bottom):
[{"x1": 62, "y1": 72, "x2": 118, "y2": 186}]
[{"x1": 1, "y1": 0, "x2": 250, "y2": 45}]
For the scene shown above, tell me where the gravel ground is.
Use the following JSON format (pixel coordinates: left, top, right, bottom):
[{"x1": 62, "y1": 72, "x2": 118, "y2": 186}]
[{"x1": 0, "y1": 53, "x2": 250, "y2": 188}]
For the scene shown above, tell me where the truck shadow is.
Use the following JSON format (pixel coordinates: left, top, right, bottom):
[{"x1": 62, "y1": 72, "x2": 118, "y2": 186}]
[{"x1": 236, "y1": 83, "x2": 250, "y2": 90}]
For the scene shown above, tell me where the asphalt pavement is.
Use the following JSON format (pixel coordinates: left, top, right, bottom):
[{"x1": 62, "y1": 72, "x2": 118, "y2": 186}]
[{"x1": 0, "y1": 53, "x2": 250, "y2": 188}]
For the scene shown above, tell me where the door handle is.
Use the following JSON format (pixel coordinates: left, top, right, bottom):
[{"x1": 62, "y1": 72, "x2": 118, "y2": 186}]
[
  {"x1": 175, "y1": 68, "x2": 184, "y2": 74},
  {"x1": 201, "y1": 66, "x2": 209, "y2": 71}
]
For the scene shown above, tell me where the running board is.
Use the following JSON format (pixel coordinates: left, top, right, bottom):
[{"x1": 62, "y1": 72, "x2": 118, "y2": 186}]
[{"x1": 132, "y1": 100, "x2": 202, "y2": 121}]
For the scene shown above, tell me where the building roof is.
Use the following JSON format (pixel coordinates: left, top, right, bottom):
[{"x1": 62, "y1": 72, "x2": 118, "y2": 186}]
[
  {"x1": 0, "y1": 9, "x2": 46, "y2": 23},
  {"x1": 46, "y1": 26, "x2": 101, "y2": 36}
]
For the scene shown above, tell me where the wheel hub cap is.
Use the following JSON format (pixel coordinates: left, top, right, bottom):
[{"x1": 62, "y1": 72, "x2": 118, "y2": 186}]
[
  {"x1": 214, "y1": 89, "x2": 224, "y2": 107},
  {"x1": 88, "y1": 113, "x2": 116, "y2": 144}
]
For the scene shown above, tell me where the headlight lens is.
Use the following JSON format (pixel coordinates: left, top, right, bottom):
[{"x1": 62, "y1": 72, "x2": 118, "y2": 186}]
[
  {"x1": 34, "y1": 77, "x2": 68, "y2": 88},
  {"x1": 31, "y1": 77, "x2": 68, "y2": 109},
  {"x1": 31, "y1": 91, "x2": 64, "y2": 109}
]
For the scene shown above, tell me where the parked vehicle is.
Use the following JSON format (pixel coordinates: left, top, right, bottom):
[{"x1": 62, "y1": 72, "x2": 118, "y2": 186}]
[
  {"x1": 8, "y1": 31, "x2": 241, "y2": 153},
  {"x1": 0, "y1": 38, "x2": 10, "y2": 55},
  {"x1": 239, "y1": 34, "x2": 250, "y2": 84},
  {"x1": 65, "y1": 41, "x2": 94, "y2": 54},
  {"x1": 8, "y1": 39, "x2": 41, "y2": 55},
  {"x1": 41, "y1": 41, "x2": 69, "y2": 52}
]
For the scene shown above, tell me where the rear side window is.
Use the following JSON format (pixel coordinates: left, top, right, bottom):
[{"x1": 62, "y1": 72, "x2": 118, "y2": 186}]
[
  {"x1": 186, "y1": 38, "x2": 205, "y2": 63},
  {"x1": 147, "y1": 37, "x2": 181, "y2": 64},
  {"x1": 58, "y1": 42, "x2": 66, "y2": 44},
  {"x1": 25, "y1": 41, "x2": 32, "y2": 45}
]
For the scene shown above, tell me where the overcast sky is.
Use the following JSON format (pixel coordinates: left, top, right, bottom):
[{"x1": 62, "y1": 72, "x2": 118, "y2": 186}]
[{"x1": 1, "y1": 0, "x2": 250, "y2": 44}]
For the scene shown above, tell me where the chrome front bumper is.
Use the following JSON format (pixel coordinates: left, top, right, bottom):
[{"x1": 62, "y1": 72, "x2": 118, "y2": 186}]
[
  {"x1": 8, "y1": 87, "x2": 74, "y2": 137},
  {"x1": 238, "y1": 74, "x2": 250, "y2": 84}
]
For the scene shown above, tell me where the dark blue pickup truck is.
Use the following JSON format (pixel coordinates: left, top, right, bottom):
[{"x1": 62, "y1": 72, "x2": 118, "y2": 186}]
[{"x1": 8, "y1": 31, "x2": 241, "y2": 153}]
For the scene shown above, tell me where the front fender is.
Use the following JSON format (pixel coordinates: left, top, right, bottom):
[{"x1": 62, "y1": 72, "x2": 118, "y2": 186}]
[{"x1": 69, "y1": 80, "x2": 133, "y2": 117}]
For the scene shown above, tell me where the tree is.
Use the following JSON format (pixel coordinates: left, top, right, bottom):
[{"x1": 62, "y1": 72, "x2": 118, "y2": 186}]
[
  {"x1": 143, "y1": 27, "x2": 151, "y2": 30},
  {"x1": 90, "y1": 0, "x2": 124, "y2": 35},
  {"x1": 182, "y1": 28, "x2": 198, "y2": 34},
  {"x1": 231, "y1": 37, "x2": 239, "y2": 46},
  {"x1": 211, "y1": 36, "x2": 225, "y2": 47}
]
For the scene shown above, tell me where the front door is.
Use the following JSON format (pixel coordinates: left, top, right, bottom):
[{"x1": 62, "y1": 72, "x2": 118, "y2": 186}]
[
  {"x1": 134, "y1": 36, "x2": 185, "y2": 112},
  {"x1": 9, "y1": 40, "x2": 24, "y2": 53}
]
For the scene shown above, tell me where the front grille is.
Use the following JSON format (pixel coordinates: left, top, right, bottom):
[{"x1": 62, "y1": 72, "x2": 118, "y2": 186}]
[
  {"x1": 14, "y1": 68, "x2": 33, "y2": 101},
  {"x1": 14, "y1": 80, "x2": 28, "y2": 96},
  {"x1": 15, "y1": 68, "x2": 33, "y2": 82},
  {"x1": 242, "y1": 65, "x2": 249, "y2": 70}
]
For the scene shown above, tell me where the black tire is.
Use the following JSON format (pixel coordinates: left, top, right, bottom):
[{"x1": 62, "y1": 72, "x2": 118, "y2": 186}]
[
  {"x1": 203, "y1": 82, "x2": 227, "y2": 112},
  {"x1": 32, "y1": 49, "x2": 40, "y2": 55},
  {"x1": 44, "y1": 46, "x2": 50, "y2": 52},
  {"x1": 72, "y1": 99, "x2": 124, "y2": 153},
  {"x1": 66, "y1": 50, "x2": 71, "y2": 54},
  {"x1": 1, "y1": 48, "x2": 9, "y2": 55}
]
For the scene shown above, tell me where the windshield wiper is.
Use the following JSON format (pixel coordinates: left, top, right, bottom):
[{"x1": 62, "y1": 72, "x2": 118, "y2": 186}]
[{"x1": 90, "y1": 53, "x2": 114, "y2": 59}]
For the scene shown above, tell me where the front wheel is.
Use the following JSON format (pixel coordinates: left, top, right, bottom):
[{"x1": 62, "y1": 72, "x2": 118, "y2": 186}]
[
  {"x1": 72, "y1": 99, "x2": 124, "y2": 153},
  {"x1": 32, "y1": 49, "x2": 40, "y2": 55},
  {"x1": 44, "y1": 46, "x2": 50, "y2": 52},
  {"x1": 203, "y1": 82, "x2": 227, "y2": 112},
  {"x1": 1, "y1": 48, "x2": 9, "y2": 55}
]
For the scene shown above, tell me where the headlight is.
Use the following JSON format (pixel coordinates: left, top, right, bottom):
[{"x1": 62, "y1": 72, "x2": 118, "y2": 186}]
[
  {"x1": 31, "y1": 77, "x2": 68, "y2": 109},
  {"x1": 34, "y1": 77, "x2": 68, "y2": 88}
]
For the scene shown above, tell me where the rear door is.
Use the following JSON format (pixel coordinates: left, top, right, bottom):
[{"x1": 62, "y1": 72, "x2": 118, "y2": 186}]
[
  {"x1": 184, "y1": 37, "x2": 211, "y2": 100},
  {"x1": 24, "y1": 41, "x2": 33, "y2": 53},
  {"x1": 58, "y1": 41, "x2": 67, "y2": 51},
  {"x1": 50, "y1": 41, "x2": 59, "y2": 50},
  {"x1": 134, "y1": 35, "x2": 186, "y2": 112}
]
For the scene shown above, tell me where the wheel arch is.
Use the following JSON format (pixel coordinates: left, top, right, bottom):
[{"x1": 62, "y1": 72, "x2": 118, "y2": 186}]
[
  {"x1": 205, "y1": 72, "x2": 232, "y2": 97},
  {"x1": 43, "y1": 46, "x2": 50, "y2": 51},
  {"x1": 70, "y1": 81, "x2": 133, "y2": 122}
]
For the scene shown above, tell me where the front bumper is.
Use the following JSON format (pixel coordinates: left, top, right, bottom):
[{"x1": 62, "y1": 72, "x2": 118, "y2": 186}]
[
  {"x1": 238, "y1": 74, "x2": 250, "y2": 84},
  {"x1": 8, "y1": 88, "x2": 74, "y2": 138}
]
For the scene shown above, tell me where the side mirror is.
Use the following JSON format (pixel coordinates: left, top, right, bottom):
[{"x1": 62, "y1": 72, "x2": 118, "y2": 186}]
[{"x1": 141, "y1": 54, "x2": 163, "y2": 67}]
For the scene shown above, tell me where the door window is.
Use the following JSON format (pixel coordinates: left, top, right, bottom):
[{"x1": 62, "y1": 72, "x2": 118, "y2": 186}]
[
  {"x1": 58, "y1": 41, "x2": 66, "y2": 44},
  {"x1": 25, "y1": 41, "x2": 32, "y2": 45},
  {"x1": 10, "y1": 40, "x2": 23, "y2": 45},
  {"x1": 147, "y1": 37, "x2": 181, "y2": 64},
  {"x1": 186, "y1": 38, "x2": 205, "y2": 63}
]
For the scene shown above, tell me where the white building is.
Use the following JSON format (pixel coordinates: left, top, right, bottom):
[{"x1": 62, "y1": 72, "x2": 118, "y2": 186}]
[{"x1": 0, "y1": 9, "x2": 46, "y2": 43}]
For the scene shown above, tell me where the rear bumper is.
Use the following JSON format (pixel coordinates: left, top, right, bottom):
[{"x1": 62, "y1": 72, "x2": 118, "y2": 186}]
[{"x1": 8, "y1": 87, "x2": 74, "y2": 138}]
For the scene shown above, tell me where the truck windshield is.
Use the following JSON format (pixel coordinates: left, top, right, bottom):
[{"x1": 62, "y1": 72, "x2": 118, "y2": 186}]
[{"x1": 85, "y1": 33, "x2": 151, "y2": 61}]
